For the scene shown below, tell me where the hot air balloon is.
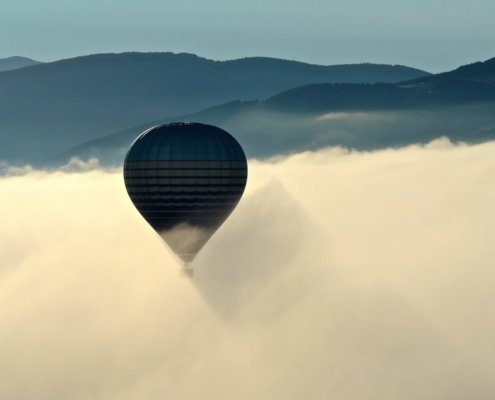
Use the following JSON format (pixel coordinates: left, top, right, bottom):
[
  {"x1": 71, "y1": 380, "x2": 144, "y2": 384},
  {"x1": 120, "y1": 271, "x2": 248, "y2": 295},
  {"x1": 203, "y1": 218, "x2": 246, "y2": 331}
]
[{"x1": 123, "y1": 122, "x2": 247, "y2": 274}]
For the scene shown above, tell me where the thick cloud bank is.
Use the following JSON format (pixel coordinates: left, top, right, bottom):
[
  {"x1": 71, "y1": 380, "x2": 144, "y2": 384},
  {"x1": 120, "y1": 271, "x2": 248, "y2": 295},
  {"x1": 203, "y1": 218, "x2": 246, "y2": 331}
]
[{"x1": 1, "y1": 139, "x2": 495, "y2": 399}]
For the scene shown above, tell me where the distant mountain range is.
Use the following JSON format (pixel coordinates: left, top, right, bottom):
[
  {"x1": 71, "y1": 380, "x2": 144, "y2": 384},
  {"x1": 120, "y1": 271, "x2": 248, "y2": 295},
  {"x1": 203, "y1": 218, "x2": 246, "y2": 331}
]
[
  {"x1": 4, "y1": 52, "x2": 495, "y2": 167},
  {"x1": 0, "y1": 56, "x2": 41, "y2": 72},
  {"x1": 0, "y1": 52, "x2": 429, "y2": 163},
  {"x1": 53, "y1": 56, "x2": 495, "y2": 165},
  {"x1": 264, "y1": 57, "x2": 495, "y2": 112}
]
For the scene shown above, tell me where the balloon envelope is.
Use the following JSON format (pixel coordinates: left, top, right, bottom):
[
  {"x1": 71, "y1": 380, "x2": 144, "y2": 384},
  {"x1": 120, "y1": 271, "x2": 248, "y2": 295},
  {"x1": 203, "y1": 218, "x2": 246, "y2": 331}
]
[{"x1": 123, "y1": 122, "x2": 248, "y2": 263}]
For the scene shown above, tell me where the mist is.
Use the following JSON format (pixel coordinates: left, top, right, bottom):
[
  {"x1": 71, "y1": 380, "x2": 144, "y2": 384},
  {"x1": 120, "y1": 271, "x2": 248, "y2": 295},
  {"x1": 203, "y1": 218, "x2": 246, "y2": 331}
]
[
  {"x1": 225, "y1": 103, "x2": 495, "y2": 158},
  {"x1": 53, "y1": 103, "x2": 495, "y2": 167},
  {"x1": 1, "y1": 139, "x2": 495, "y2": 399}
]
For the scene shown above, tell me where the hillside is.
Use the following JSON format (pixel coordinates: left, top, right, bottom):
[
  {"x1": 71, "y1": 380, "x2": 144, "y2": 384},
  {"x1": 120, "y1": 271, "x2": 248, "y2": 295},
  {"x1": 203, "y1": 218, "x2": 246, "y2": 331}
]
[
  {"x1": 54, "y1": 57, "x2": 495, "y2": 165},
  {"x1": 0, "y1": 52, "x2": 429, "y2": 163},
  {"x1": 407, "y1": 56, "x2": 495, "y2": 84},
  {"x1": 0, "y1": 56, "x2": 41, "y2": 72},
  {"x1": 264, "y1": 57, "x2": 495, "y2": 112}
]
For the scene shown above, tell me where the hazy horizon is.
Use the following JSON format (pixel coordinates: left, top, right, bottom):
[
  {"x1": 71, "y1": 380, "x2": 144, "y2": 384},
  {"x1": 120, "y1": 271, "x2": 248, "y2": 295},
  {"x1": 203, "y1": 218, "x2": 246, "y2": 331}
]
[
  {"x1": 3, "y1": 47, "x2": 493, "y2": 75},
  {"x1": 1, "y1": 0, "x2": 495, "y2": 72}
]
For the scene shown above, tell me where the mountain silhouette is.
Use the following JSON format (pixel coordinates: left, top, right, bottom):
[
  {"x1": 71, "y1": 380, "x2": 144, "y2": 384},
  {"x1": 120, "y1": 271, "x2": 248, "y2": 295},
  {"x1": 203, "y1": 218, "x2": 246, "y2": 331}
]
[
  {"x1": 408, "y1": 56, "x2": 495, "y2": 83},
  {"x1": 0, "y1": 56, "x2": 41, "y2": 72},
  {"x1": 0, "y1": 52, "x2": 428, "y2": 163},
  {"x1": 54, "y1": 57, "x2": 495, "y2": 165},
  {"x1": 264, "y1": 57, "x2": 495, "y2": 112}
]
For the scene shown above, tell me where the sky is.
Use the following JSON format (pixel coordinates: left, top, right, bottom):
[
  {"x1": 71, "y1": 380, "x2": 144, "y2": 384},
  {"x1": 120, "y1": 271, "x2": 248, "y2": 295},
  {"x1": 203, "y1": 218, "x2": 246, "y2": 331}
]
[
  {"x1": 1, "y1": 0, "x2": 495, "y2": 72},
  {"x1": 1, "y1": 140, "x2": 495, "y2": 399}
]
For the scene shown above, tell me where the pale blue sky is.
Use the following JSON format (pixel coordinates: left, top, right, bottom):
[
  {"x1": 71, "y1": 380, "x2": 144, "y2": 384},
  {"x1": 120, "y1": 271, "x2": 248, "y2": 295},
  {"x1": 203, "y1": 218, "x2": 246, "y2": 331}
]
[{"x1": 1, "y1": 0, "x2": 494, "y2": 72}]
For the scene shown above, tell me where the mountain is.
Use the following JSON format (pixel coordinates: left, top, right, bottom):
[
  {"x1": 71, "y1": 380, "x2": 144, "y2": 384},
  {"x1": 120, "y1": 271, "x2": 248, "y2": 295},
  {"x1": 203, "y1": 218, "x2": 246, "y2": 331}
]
[
  {"x1": 50, "y1": 100, "x2": 258, "y2": 165},
  {"x1": 264, "y1": 57, "x2": 495, "y2": 113},
  {"x1": 0, "y1": 51, "x2": 429, "y2": 163},
  {"x1": 52, "y1": 101, "x2": 495, "y2": 165},
  {"x1": 0, "y1": 56, "x2": 42, "y2": 72},
  {"x1": 54, "y1": 57, "x2": 495, "y2": 165},
  {"x1": 407, "y1": 56, "x2": 495, "y2": 84}
]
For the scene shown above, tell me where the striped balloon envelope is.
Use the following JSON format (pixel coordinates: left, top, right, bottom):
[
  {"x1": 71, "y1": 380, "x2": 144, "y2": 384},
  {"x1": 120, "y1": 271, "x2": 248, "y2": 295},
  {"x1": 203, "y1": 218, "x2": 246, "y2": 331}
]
[{"x1": 123, "y1": 123, "x2": 248, "y2": 272}]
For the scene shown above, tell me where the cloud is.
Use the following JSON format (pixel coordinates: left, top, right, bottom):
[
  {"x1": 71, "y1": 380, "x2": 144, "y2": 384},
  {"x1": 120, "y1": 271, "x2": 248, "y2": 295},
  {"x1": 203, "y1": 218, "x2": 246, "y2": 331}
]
[
  {"x1": 1, "y1": 139, "x2": 495, "y2": 399},
  {"x1": 0, "y1": 157, "x2": 106, "y2": 177}
]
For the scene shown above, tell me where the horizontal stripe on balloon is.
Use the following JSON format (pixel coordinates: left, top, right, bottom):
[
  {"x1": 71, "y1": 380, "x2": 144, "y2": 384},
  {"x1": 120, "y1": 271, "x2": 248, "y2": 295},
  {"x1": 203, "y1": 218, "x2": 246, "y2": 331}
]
[
  {"x1": 125, "y1": 178, "x2": 246, "y2": 185},
  {"x1": 124, "y1": 170, "x2": 247, "y2": 178},
  {"x1": 124, "y1": 160, "x2": 247, "y2": 169}
]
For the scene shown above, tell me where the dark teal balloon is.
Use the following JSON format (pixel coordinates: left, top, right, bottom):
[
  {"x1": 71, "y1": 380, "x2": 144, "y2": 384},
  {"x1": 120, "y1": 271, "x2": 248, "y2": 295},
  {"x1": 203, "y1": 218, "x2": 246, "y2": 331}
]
[{"x1": 123, "y1": 123, "x2": 247, "y2": 263}]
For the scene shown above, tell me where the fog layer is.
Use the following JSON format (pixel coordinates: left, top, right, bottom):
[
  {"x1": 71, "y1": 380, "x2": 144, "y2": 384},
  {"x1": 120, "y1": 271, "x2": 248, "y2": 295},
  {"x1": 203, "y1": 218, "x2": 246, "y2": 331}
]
[{"x1": 1, "y1": 139, "x2": 495, "y2": 399}]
